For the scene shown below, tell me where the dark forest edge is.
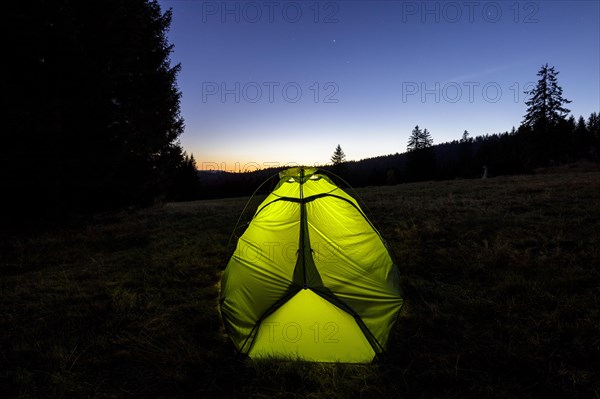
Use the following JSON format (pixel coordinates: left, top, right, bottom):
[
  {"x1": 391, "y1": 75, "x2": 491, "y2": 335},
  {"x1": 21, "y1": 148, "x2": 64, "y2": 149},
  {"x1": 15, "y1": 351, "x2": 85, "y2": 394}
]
[
  {"x1": 4, "y1": 0, "x2": 196, "y2": 226},
  {"x1": 196, "y1": 116, "x2": 600, "y2": 200}
]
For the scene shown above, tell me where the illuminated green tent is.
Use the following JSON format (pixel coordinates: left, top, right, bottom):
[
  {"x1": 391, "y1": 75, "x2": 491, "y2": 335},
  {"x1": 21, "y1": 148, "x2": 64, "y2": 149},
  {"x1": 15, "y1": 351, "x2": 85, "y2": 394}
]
[{"x1": 220, "y1": 167, "x2": 403, "y2": 363}]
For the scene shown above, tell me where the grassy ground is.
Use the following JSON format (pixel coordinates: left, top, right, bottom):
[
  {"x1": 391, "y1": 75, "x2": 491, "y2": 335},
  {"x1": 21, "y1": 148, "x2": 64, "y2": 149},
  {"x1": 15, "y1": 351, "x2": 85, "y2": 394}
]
[{"x1": 1, "y1": 164, "x2": 599, "y2": 398}]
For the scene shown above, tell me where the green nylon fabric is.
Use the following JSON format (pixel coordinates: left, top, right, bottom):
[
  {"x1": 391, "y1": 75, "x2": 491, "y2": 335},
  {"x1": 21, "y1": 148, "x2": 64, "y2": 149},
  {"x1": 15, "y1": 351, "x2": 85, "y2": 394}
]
[
  {"x1": 248, "y1": 289, "x2": 375, "y2": 362},
  {"x1": 220, "y1": 168, "x2": 403, "y2": 363}
]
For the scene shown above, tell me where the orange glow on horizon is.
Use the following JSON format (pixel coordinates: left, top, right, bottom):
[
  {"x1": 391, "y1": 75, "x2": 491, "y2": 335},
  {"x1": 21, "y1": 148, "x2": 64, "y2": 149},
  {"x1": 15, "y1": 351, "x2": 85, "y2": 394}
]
[{"x1": 196, "y1": 159, "x2": 327, "y2": 173}]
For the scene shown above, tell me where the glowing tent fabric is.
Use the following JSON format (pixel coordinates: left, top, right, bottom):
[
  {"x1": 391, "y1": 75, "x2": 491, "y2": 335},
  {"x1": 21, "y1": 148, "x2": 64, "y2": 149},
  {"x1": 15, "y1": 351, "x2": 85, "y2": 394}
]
[{"x1": 220, "y1": 167, "x2": 403, "y2": 363}]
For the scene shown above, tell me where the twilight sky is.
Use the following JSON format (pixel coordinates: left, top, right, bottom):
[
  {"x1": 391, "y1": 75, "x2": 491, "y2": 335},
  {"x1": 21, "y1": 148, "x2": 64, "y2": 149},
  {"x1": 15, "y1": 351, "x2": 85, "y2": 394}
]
[{"x1": 157, "y1": 0, "x2": 600, "y2": 171}]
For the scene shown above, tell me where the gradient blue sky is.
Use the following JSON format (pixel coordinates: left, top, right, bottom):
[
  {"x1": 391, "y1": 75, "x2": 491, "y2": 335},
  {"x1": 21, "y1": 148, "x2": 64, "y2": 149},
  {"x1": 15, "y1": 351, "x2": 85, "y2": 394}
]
[{"x1": 157, "y1": 0, "x2": 600, "y2": 171}]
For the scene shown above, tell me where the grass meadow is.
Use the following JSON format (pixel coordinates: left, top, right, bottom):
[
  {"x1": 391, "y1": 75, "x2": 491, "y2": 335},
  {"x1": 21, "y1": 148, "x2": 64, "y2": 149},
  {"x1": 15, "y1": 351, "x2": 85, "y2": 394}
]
[{"x1": 1, "y1": 164, "x2": 599, "y2": 398}]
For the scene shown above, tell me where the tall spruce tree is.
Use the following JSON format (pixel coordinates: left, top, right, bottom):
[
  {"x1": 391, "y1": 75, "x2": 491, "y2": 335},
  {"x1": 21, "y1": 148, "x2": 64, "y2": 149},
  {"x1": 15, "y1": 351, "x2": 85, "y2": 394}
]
[
  {"x1": 5, "y1": 0, "x2": 187, "y2": 218},
  {"x1": 522, "y1": 63, "x2": 572, "y2": 129},
  {"x1": 422, "y1": 129, "x2": 434, "y2": 148},
  {"x1": 331, "y1": 144, "x2": 346, "y2": 165},
  {"x1": 407, "y1": 125, "x2": 433, "y2": 152},
  {"x1": 460, "y1": 130, "x2": 470, "y2": 143},
  {"x1": 406, "y1": 126, "x2": 435, "y2": 181},
  {"x1": 407, "y1": 126, "x2": 422, "y2": 151}
]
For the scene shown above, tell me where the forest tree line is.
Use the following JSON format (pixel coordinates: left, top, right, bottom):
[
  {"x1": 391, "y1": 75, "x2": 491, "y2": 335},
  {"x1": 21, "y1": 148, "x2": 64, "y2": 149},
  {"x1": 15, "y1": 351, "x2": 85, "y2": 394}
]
[{"x1": 196, "y1": 108, "x2": 600, "y2": 200}]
